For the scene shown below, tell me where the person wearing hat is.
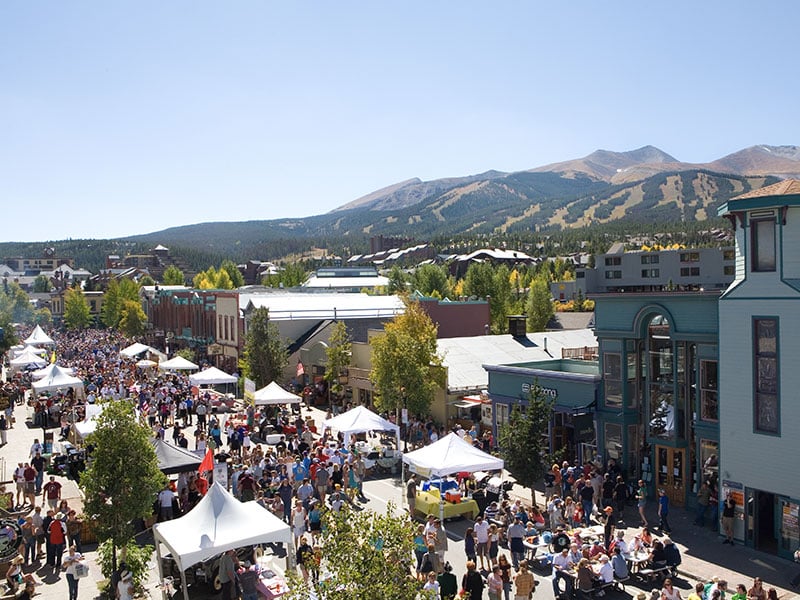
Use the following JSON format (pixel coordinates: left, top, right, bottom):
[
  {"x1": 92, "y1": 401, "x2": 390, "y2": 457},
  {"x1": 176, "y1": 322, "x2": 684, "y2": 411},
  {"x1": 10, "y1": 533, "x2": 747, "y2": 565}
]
[
  {"x1": 595, "y1": 553, "x2": 614, "y2": 583},
  {"x1": 601, "y1": 505, "x2": 615, "y2": 552},
  {"x1": 117, "y1": 567, "x2": 134, "y2": 600}
]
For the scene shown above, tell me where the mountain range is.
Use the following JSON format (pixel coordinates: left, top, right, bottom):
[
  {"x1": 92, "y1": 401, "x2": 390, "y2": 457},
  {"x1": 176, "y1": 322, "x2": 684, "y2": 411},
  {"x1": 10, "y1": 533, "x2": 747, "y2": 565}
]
[{"x1": 2, "y1": 144, "x2": 798, "y2": 270}]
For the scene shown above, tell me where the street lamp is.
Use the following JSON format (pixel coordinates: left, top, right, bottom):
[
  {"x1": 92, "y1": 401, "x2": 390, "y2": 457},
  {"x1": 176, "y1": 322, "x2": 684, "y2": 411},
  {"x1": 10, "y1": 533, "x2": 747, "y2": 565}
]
[{"x1": 401, "y1": 386, "x2": 408, "y2": 452}]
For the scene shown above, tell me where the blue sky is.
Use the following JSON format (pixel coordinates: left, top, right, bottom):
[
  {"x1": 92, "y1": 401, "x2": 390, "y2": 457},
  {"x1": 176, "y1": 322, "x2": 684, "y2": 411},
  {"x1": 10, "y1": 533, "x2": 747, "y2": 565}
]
[{"x1": 1, "y1": 1, "x2": 797, "y2": 241}]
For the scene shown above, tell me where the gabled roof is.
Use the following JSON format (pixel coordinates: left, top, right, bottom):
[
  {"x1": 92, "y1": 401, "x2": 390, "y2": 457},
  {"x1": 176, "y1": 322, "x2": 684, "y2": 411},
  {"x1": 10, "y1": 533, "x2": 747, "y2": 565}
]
[{"x1": 731, "y1": 178, "x2": 800, "y2": 200}]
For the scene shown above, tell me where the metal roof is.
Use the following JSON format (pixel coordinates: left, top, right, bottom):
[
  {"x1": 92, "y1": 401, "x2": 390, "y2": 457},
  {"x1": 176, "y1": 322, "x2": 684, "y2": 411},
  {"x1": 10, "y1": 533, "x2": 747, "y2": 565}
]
[{"x1": 244, "y1": 292, "x2": 404, "y2": 321}]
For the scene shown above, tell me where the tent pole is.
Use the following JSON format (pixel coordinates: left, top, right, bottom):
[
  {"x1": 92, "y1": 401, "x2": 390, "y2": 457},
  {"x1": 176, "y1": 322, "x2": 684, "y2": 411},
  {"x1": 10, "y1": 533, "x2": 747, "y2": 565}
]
[
  {"x1": 154, "y1": 539, "x2": 167, "y2": 600},
  {"x1": 180, "y1": 569, "x2": 189, "y2": 600}
]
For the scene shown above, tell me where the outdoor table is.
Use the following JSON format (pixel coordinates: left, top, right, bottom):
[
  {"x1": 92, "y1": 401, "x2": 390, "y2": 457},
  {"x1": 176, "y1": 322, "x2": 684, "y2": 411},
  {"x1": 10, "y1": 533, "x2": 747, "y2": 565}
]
[
  {"x1": 255, "y1": 571, "x2": 288, "y2": 599},
  {"x1": 522, "y1": 536, "x2": 550, "y2": 564},
  {"x1": 626, "y1": 549, "x2": 650, "y2": 574},
  {"x1": 414, "y1": 489, "x2": 479, "y2": 520}
]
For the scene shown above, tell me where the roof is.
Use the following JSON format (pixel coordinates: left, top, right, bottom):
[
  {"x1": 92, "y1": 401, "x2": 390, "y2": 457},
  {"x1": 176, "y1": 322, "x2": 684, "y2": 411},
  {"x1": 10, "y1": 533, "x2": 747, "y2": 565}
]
[
  {"x1": 546, "y1": 312, "x2": 595, "y2": 330},
  {"x1": 437, "y1": 328, "x2": 597, "y2": 392},
  {"x1": 245, "y1": 292, "x2": 404, "y2": 320},
  {"x1": 719, "y1": 178, "x2": 800, "y2": 215},
  {"x1": 459, "y1": 248, "x2": 533, "y2": 262},
  {"x1": 731, "y1": 178, "x2": 800, "y2": 200},
  {"x1": 302, "y1": 275, "x2": 389, "y2": 289}
]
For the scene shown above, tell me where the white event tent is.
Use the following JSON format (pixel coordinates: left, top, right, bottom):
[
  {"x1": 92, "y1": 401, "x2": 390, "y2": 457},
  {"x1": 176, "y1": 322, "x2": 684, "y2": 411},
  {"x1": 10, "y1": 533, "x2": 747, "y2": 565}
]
[
  {"x1": 119, "y1": 342, "x2": 151, "y2": 358},
  {"x1": 189, "y1": 367, "x2": 238, "y2": 386},
  {"x1": 9, "y1": 348, "x2": 48, "y2": 370},
  {"x1": 153, "y1": 483, "x2": 292, "y2": 600},
  {"x1": 31, "y1": 363, "x2": 76, "y2": 381},
  {"x1": 32, "y1": 365, "x2": 85, "y2": 398},
  {"x1": 24, "y1": 325, "x2": 55, "y2": 346},
  {"x1": 73, "y1": 404, "x2": 105, "y2": 440},
  {"x1": 402, "y1": 432, "x2": 504, "y2": 479},
  {"x1": 158, "y1": 356, "x2": 199, "y2": 371},
  {"x1": 322, "y1": 405, "x2": 400, "y2": 449},
  {"x1": 252, "y1": 381, "x2": 302, "y2": 406}
]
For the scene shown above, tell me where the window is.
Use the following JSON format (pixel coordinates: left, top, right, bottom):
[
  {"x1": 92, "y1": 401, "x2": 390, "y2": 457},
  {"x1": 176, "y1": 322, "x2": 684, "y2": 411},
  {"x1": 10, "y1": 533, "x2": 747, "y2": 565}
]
[
  {"x1": 641, "y1": 254, "x2": 660, "y2": 264},
  {"x1": 753, "y1": 318, "x2": 779, "y2": 434},
  {"x1": 723, "y1": 249, "x2": 735, "y2": 261},
  {"x1": 604, "y1": 423, "x2": 623, "y2": 461},
  {"x1": 751, "y1": 219, "x2": 776, "y2": 272},
  {"x1": 680, "y1": 267, "x2": 700, "y2": 277},
  {"x1": 495, "y1": 403, "x2": 510, "y2": 428},
  {"x1": 576, "y1": 271, "x2": 585, "y2": 278},
  {"x1": 604, "y1": 256, "x2": 621, "y2": 266},
  {"x1": 680, "y1": 252, "x2": 700, "y2": 262},
  {"x1": 724, "y1": 265, "x2": 735, "y2": 276},
  {"x1": 641, "y1": 269, "x2": 660, "y2": 278},
  {"x1": 700, "y1": 360, "x2": 718, "y2": 422},
  {"x1": 605, "y1": 270, "x2": 622, "y2": 279},
  {"x1": 604, "y1": 353, "x2": 622, "y2": 407}
]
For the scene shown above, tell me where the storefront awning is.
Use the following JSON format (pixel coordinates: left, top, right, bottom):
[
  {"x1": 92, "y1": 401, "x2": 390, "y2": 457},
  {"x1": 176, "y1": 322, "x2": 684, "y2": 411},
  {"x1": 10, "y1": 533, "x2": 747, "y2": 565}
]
[{"x1": 453, "y1": 399, "x2": 483, "y2": 408}]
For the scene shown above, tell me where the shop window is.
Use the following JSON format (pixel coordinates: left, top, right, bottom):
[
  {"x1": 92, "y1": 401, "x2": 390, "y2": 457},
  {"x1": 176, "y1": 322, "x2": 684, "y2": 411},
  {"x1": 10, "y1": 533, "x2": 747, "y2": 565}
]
[
  {"x1": 648, "y1": 315, "x2": 674, "y2": 440},
  {"x1": 753, "y1": 317, "x2": 779, "y2": 434},
  {"x1": 604, "y1": 353, "x2": 622, "y2": 407},
  {"x1": 751, "y1": 219, "x2": 776, "y2": 272},
  {"x1": 604, "y1": 422, "x2": 623, "y2": 462},
  {"x1": 700, "y1": 439, "x2": 719, "y2": 488},
  {"x1": 495, "y1": 403, "x2": 510, "y2": 428},
  {"x1": 700, "y1": 360, "x2": 718, "y2": 422}
]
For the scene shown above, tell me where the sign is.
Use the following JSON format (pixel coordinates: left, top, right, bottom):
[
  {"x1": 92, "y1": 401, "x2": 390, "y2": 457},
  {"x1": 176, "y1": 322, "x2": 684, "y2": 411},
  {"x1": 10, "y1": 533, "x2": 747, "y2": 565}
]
[
  {"x1": 521, "y1": 383, "x2": 558, "y2": 398},
  {"x1": 244, "y1": 377, "x2": 256, "y2": 401},
  {"x1": 721, "y1": 480, "x2": 745, "y2": 511},
  {"x1": 409, "y1": 464, "x2": 431, "y2": 478},
  {"x1": 207, "y1": 343, "x2": 223, "y2": 356},
  {"x1": 0, "y1": 518, "x2": 23, "y2": 562},
  {"x1": 573, "y1": 413, "x2": 596, "y2": 442},
  {"x1": 213, "y1": 463, "x2": 229, "y2": 489},
  {"x1": 401, "y1": 408, "x2": 409, "y2": 425}
]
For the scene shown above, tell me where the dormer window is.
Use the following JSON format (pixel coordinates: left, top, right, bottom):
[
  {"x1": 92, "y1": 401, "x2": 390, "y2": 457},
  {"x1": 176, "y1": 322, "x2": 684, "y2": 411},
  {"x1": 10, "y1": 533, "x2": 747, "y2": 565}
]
[{"x1": 751, "y1": 218, "x2": 776, "y2": 272}]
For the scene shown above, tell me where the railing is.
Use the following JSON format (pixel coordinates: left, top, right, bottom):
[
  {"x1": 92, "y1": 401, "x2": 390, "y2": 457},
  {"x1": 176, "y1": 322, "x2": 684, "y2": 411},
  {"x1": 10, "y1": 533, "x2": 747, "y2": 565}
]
[{"x1": 561, "y1": 346, "x2": 599, "y2": 360}]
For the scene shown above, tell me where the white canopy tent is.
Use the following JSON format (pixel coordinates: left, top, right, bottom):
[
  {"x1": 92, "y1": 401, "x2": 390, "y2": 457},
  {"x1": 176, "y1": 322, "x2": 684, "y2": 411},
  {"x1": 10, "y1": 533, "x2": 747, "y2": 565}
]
[
  {"x1": 159, "y1": 356, "x2": 200, "y2": 371},
  {"x1": 153, "y1": 483, "x2": 292, "y2": 600},
  {"x1": 252, "y1": 381, "x2": 302, "y2": 406},
  {"x1": 9, "y1": 348, "x2": 48, "y2": 369},
  {"x1": 135, "y1": 359, "x2": 157, "y2": 368},
  {"x1": 11, "y1": 345, "x2": 47, "y2": 357},
  {"x1": 322, "y1": 405, "x2": 401, "y2": 449},
  {"x1": 24, "y1": 325, "x2": 55, "y2": 346},
  {"x1": 31, "y1": 363, "x2": 76, "y2": 381},
  {"x1": 31, "y1": 365, "x2": 85, "y2": 397},
  {"x1": 72, "y1": 404, "x2": 105, "y2": 440},
  {"x1": 402, "y1": 432, "x2": 504, "y2": 522},
  {"x1": 119, "y1": 342, "x2": 151, "y2": 358},
  {"x1": 402, "y1": 432, "x2": 504, "y2": 478},
  {"x1": 189, "y1": 367, "x2": 238, "y2": 386}
]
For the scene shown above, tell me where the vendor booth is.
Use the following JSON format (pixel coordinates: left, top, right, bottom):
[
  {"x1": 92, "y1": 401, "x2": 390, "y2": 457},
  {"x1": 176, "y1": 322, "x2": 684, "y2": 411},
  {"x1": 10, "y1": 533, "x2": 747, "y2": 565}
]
[
  {"x1": 31, "y1": 365, "x2": 85, "y2": 399},
  {"x1": 189, "y1": 367, "x2": 238, "y2": 386},
  {"x1": 253, "y1": 382, "x2": 302, "y2": 406},
  {"x1": 402, "y1": 432, "x2": 503, "y2": 521},
  {"x1": 158, "y1": 356, "x2": 200, "y2": 371},
  {"x1": 321, "y1": 405, "x2": 401, "y2": 449},
  {"x1": 23, "y1": 325, "x2": 55, "y2": 346},
  {"x1": 153, "y1": 483, "x2": 292, "y2": 600},
  {"x1": 150, "y1": 438, "x2": 202, "y2": 474},
  {"x1": 9, "y1": 348, "x2": 48, "y2": 370}
]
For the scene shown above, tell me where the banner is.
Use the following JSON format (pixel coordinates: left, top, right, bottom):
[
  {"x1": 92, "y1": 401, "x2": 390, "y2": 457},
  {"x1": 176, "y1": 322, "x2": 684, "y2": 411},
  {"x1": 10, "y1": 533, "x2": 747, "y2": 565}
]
[{"x1": 244, "y1": 377, "x2": 256, "y2": 400}]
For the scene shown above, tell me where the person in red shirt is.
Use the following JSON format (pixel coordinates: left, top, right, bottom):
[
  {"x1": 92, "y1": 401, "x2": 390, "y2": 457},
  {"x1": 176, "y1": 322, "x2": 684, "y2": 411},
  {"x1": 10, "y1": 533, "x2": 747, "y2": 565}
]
[
  {"x1": 48, "y1": 515, "x2": 67, "y2": 571},
  {"x1": 42, "y1": 476, "x2": 62, "y2": 510}
]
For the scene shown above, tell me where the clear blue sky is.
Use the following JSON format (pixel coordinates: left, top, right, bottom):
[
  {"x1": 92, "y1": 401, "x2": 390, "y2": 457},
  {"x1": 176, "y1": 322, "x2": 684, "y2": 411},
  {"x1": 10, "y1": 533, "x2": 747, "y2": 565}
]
[{"x1": 2, "y1": 1, "x2": 797, "y2": 241}]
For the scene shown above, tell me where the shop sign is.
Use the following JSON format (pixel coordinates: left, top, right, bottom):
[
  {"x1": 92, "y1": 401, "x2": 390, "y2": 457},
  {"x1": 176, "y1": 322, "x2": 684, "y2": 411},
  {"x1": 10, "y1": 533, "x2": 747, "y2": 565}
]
[
  {"x1": 521, "y1": 383, "x2": 558, "y2": 398},
  {"x1": 573, "y1": 414, "x2": 596, "y2": 442}
]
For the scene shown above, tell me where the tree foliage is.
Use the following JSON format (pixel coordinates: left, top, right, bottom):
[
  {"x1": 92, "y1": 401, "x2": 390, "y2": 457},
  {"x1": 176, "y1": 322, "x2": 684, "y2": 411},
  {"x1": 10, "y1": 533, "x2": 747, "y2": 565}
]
[
  {"x1": 193, "y1": 266, "x2": 235, "y2": 289},
  {"x1": 386, "y1": 265, "x2": 410, "y2": 295},
  {"x1": 463, "y1": 262, "x2": 513, "y2": 333},
  {"x1": 161, "y1": 265, "x2": 186, "y2": 285},
  {"x1": 497, "y1": 382, "x2": 555, "y2": 506},
  {"x1": 284, "y1": 504, "x2": 421, "y2": 600},
  {"x1": 324, "y1": 321, "x2": 352, "y2": 396},
  {"x1": 411, "y1": 263, "x2": 452, "y2": 299},
  {"x1": 526, "y1": 277, "x2": 555, "y2": 332},
  {"x1": 81, "y1": 401, "x2": 165, "y2": 573},
  {"x1": 119, "y1": 299, "x2": 147, "y2": 337},
  {"x1": 243, "y1": 307, "x2": 288, "y2": 388},
  {"x1": 101, "y1": 278, "x2": 140, "y2": 328},
  {"x1": 63, "y1": 287, "x2": 91, "y2": 329},
  {"x1": 33, "y1": 274, "x2": 52, "y2": 293},
  {"x1": 262, "y1": 262, "x2": 307, "y2": 288},
  {"x1": 370, "y1": 299, "x2": 443, "y2": 417},
  {"x1": 220, "y1": 259, "x2": 245, "y2": 288}
]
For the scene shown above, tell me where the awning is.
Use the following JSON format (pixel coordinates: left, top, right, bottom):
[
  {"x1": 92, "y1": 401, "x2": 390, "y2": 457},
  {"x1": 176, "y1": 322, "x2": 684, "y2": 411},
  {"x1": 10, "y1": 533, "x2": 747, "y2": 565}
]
[{"x1": 453, "y1": 399, "x2": 483, "y2": 408}]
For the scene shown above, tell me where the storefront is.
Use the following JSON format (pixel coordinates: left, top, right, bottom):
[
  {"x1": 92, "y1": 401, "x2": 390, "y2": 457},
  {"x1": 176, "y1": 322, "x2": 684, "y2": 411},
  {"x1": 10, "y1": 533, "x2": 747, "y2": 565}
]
[{"x1": 484, "y1": 360, "x2": 601, "y2": 464}]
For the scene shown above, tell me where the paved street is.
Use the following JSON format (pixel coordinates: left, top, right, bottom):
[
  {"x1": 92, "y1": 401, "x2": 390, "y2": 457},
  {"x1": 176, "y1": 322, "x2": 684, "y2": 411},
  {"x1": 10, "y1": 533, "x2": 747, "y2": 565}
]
[{"x1": 2, "y1": 397, "x2": 799, "y2": 599}]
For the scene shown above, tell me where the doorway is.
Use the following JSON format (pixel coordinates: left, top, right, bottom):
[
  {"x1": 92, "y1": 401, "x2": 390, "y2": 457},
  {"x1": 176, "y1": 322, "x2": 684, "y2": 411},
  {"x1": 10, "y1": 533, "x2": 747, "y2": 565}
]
[
  {"x1": 756, "y1": 491, "x2": 777, "y2": 553},
  {"x1": 655, "y1": 446, "x2": 686, "y2": 508}
]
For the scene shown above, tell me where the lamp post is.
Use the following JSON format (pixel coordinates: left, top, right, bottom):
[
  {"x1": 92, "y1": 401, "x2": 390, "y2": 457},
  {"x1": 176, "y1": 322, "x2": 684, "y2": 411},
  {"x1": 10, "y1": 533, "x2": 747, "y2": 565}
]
[{"x1": 401, "y1": 386, "x2": 408, "y2": 452}]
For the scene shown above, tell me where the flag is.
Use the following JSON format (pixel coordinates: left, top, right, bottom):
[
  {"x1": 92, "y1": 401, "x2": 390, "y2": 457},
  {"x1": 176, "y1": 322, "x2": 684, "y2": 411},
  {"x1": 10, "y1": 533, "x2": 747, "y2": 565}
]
[
  {"x1": 198, "y1": 448, "x2": 214, "y2": 474},
  {"x1": 50, "y1": 351, "x2": 57, "y2": 364},
  {"x1": 296, "y1": 361, "x2": 305, "y2": 377}
]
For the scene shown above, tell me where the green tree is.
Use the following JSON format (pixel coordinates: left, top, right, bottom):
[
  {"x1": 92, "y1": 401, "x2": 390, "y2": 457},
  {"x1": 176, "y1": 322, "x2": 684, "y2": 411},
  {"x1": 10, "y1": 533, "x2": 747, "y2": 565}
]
[
  {"x1": 324, "y1": 321, "x2": 352, "y2": 399},
  {"x1": 243, "y1": 307, "x2": 288, "y2": 387},
  {"x1": 497, "y1": 382, "x2": 554, "y2": 507},
  {"x1": 370, "y1": 299, "x2": 444, "y2": 417},
  {"x1": 386, "y1": 265, "x2": 410, "y2": 294},
  {"x1": 526, "y1": 277, "x2": 554, "y2": 332},
  {"x1": 412, "y1": 264, "x2": 452, "y2": 299},
  {"x1": 263, "y1": 262, "x2": 307, "y2": 288},
  {"x1": 573, "y1": 288, "x2": 586, "y2": 312},
  {"x1": 462, "y1": 262, "x2": 513, "y2": 333},
  {"x1": 33, "y1": 307, "x2": 53, "y2": 328},
  {"x1": 220, "y1": 259, "x2": 245, "y2": 288},
  {"x1": 138, "y1": 274, "x2": 155, "y2": 287},
  {"x1": 119, "y1": 299, "x2": 148, "y2": 337},
  {"x1": 161, "y1": 265, "x2": 186, "y2": 286},
  {"x1": 101, "y1": 278, "x2": 140, "y2": 328},
  {"x1": 284, "y1": 504, "x2": 421, "y2": 600},
  {"x1": 80, "y1": 401, "x2": 166, "y2": 579},
  {"x1": 63, "y1": 287, "x2": 91, "y2": 329},
  {"x1": 33, "y1": 274, "x2": 52, "y2": 293}
]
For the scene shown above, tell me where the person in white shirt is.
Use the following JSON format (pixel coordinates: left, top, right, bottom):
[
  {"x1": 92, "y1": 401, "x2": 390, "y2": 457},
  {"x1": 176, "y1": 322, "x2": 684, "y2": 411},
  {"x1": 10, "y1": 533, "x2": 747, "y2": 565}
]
[
  {"x1": 552, "y1": 548, "x2": 574, "y2": 597},
  {"x1": 423, "y1": 571, "x2": 440, "y2": 595},
  {"x1": 473, "y1": 515, "x2": 491, "y2": 570},
  {"x1": 594, "y1": 554, "x2": 615, "y2": 583}
]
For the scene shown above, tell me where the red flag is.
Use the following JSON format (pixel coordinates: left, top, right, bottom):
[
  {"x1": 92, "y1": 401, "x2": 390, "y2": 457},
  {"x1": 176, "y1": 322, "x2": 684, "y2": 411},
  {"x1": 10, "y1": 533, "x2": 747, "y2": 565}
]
[
  {"x1": 198, "y1": 448, "x2": 214, "y2": 474},
  {"x1": 296, "y1": 362, "x2": 305, "y2": 377}
]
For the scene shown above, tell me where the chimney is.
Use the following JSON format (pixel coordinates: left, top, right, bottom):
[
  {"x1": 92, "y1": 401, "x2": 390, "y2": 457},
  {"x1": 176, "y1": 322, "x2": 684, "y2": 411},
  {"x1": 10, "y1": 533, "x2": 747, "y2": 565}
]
[{"x1": 507, "y1": 315, "x2": 527, "y2": 338}]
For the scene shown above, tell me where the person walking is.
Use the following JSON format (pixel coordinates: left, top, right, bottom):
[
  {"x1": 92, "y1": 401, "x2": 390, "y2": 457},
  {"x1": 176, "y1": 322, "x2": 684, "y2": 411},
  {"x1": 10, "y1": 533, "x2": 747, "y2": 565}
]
[
  {"x1": 721, "y1": 491, "x2": 736, "y2": 544},
  {"x1": 62, "y1": 545, "x2": 84, "y2": 600},
  {"x1": 636, "y1": 479, "x2": 649, "y2": 528},
  {"x1": 695, "y1": 481, "x2": 710, "y2": 527},
  {"x1": 658, "y1": 488, "x2": 672, "y2": 533},
  {"x1": 513, "y1": 560, "x2": 536, "y2": 600}
]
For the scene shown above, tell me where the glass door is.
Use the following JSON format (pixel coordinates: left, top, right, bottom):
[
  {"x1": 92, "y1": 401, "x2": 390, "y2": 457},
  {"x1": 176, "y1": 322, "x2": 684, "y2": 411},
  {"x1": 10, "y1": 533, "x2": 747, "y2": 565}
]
[
  {"x1": 777, "y1": 496, "x2": 800, "y2": 560},
  {"x1": 656, "y1": 446, "x2": 686, "y2": 508}
]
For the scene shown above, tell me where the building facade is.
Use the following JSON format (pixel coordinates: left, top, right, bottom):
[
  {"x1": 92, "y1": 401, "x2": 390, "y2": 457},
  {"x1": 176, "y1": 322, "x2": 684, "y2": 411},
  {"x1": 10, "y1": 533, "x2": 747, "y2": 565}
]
[{"x1": 718, "y1": 179, "x2": 800, "y2": 559}]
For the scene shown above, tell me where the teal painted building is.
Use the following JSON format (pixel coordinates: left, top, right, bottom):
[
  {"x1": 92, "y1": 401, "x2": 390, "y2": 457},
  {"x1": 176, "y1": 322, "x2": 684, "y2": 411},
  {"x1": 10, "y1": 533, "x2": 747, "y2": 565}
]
[
  {"x1": 485, "y1": 359, "x2": 602, "y2": 465},
  {"x1": 592, "y1": 291, "x2": 720, "y2": 510}
]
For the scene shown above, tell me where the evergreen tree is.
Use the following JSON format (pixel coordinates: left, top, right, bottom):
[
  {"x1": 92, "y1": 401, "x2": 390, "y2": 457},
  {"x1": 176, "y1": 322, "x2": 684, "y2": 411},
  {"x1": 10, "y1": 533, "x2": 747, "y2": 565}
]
[
  {"x1": 33, "y1": 274, "x2": 52, "y2": 293},
  {"x1": 497, "y1": 381, "x2": 554, "y2": 507},
  {"x1": 243, "y1": 307, "x2": 288, "y2": 387}
]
